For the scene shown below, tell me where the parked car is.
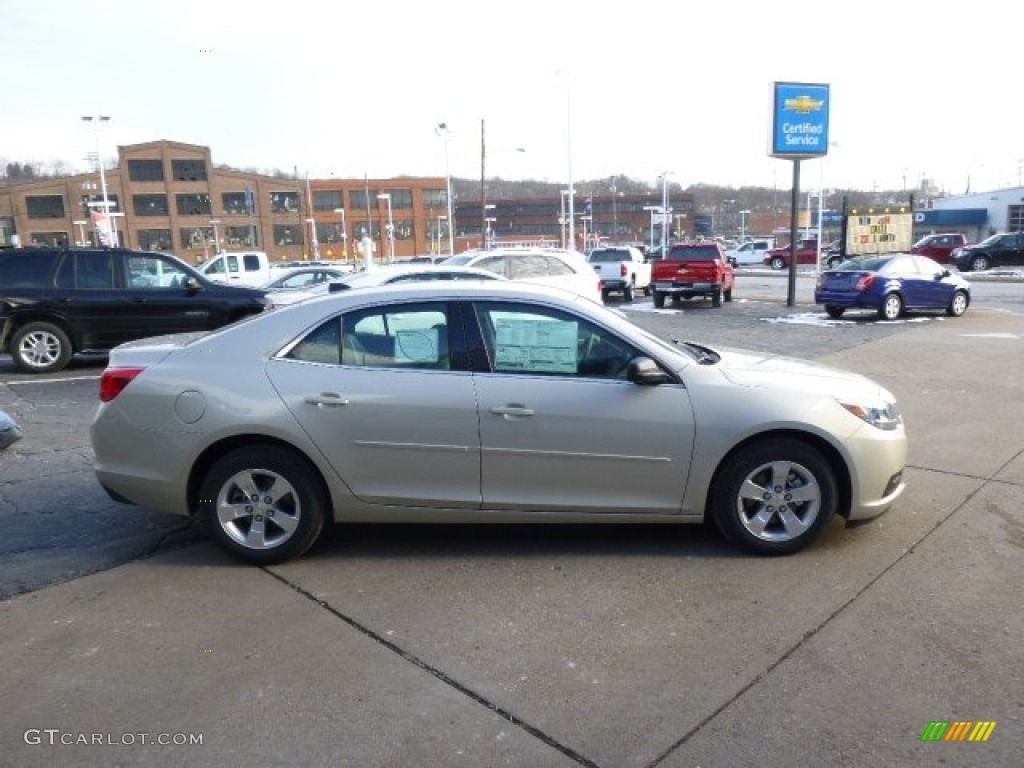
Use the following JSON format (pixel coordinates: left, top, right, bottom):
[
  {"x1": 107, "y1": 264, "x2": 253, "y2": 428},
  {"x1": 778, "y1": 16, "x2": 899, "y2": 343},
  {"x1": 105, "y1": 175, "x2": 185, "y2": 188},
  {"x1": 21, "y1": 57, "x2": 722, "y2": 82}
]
[
  {"x1": 764, "y1": 239, "x2": 821, "y2": 269},
  {"x1": 263, "y1": 264, "x2": 502, "y2": 310},
  {"x1": 822, "y1": 239, "x2": 844, "y2": 268},
  {"x1": 814, "y1": 253, "x2": 970, "y2": 321},
  {"x1": 91, "y1": 281, "x2": 907, "y2": 565},
  {"x1": 0, "y1": 247, "x2": 266, "y2": 373},
  {"x1": 260, "y1": 266, "x2": 352, "y2": 292},
  {"x1": 196, "y1": 251, "x2": 274, "y2": 287},
  {"x1": 0, "y1": 409, "x2": 22, "y2": 450},
  {"x1": 951, "y1": 232, "x2": 1024, "y2": 272},
  {"x1": 725, "y1": 238, "x2": 775, "y2": 266},
  {"x1": 650, "y1": 242, "x2": 735, "y2": 308},
  {"x1": 586, "y1": 245, "x2": 651, "y2": 301},
  {"x1": 443, "y1": 247, "x2": 603, "y2": 303},
  {"x1": 910, "y1": 233, "x2": 968, "y2": 264}
]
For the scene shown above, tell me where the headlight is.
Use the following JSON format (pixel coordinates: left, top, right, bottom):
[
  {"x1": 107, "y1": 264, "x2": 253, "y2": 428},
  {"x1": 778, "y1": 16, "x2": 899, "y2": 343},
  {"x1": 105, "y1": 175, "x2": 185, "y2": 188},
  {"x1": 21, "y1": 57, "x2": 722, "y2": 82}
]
[{"x1": 838, "y1": 399, "x2": 903, "y2": 430}]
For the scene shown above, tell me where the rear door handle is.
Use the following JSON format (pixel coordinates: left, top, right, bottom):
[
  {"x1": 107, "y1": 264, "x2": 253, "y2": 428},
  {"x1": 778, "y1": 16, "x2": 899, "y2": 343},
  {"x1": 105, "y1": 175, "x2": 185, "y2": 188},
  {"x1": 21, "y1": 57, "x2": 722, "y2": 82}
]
[{"x1": 305, "y1": 393, "x2": 350, "y2": 408}]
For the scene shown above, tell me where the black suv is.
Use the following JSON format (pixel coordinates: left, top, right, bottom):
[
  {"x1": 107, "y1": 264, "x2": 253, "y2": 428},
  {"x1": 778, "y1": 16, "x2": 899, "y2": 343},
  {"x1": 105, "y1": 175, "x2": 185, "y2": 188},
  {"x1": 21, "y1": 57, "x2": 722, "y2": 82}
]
[
  {"x1": 951, "y1": 232, "x2": 1024, "y2": 272},
  {"x1": 0, "y1": 247, "x2": 266, "y2": 373}
]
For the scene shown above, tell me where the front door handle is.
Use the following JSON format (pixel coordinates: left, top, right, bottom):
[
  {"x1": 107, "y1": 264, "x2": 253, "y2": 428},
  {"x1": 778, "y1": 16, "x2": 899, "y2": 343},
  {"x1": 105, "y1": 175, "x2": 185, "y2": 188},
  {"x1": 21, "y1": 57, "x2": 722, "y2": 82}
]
[
  {"x1": 305, "y1": 393, "x2": 350, "y2": 408},
  {"x1": 490, "y1": 404, "x2": 535, "y2": 419}
]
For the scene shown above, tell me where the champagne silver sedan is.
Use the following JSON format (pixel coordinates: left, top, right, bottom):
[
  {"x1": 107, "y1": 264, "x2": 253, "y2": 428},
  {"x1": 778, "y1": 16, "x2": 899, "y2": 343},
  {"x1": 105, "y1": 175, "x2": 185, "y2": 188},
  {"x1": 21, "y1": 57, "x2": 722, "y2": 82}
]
[{"x1": 91, "y1": 281, "x2": 907, "y2": 564}]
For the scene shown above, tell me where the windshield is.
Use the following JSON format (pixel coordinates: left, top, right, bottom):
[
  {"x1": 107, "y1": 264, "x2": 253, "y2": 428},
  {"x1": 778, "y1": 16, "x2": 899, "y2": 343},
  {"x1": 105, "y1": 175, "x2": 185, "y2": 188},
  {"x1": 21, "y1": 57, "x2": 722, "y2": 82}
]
[
  {"x1": 443, "y1": 255, "x2": 473, "y2": 266},
  {"x1": 588, "y1": 250, "x2": 627, "y2": 263}
]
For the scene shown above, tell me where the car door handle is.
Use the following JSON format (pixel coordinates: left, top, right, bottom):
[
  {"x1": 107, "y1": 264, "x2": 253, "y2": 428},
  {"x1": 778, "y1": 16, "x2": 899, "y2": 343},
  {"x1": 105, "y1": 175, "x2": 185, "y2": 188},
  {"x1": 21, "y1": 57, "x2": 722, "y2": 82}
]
[
  {"x1": 304, "y1": 393, "x2": 350, "y2": 408},
  {"x1": 490, "y1": 404, "x2": 535, "y2": 419}
]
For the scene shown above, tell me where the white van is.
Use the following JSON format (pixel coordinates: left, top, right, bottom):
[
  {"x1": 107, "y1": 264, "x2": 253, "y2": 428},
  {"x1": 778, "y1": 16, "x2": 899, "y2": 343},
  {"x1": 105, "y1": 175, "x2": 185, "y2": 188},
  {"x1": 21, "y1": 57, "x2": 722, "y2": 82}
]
[
  {"x1": 726, "y1": 239, "x2": 775, "y2": 266},
  {"x1": 197, "y1": 251, "x2": 274, "y2": 287}
]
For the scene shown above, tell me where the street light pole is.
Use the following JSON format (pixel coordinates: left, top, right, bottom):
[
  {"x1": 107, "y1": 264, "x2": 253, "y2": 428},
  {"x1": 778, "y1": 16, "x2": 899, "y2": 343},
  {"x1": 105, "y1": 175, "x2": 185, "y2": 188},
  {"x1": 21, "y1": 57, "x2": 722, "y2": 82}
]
[
  {"x1": 377, "y1": 193, "x2": 394, "y2": 262},
  {"x1": 660, "y1": 172, "x2": 673, "y2": 257},
  {"x1": 209, "y1": 219, "x2": 222, "y2": 254},
  {"x1": 435, "y1": 122, "x2": 456, "y2": 256},
  {"x1": 81, "y1": 115, "x2": 117, "y2": 246},
  {"x1": 333, "y1": 207, "x2": 347, "y2": 258},
  {"x1": 739, "y1": 210, "x2": 750, "y2": 242}
]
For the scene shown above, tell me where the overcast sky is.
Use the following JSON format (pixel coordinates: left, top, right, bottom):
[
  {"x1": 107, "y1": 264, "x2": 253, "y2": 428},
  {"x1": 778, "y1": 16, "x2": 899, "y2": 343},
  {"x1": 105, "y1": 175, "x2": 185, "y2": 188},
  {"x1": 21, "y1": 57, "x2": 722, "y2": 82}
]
[{"x1": 3, "y1": 0, "x2": 1019, "y2": 195}]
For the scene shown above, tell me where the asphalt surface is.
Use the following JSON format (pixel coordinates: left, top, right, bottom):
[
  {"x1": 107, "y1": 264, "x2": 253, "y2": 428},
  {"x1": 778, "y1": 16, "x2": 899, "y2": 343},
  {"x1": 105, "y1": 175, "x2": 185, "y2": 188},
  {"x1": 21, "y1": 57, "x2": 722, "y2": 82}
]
[{"x1": 1, "y1": 281, "x2": 1021, "y2": 767}]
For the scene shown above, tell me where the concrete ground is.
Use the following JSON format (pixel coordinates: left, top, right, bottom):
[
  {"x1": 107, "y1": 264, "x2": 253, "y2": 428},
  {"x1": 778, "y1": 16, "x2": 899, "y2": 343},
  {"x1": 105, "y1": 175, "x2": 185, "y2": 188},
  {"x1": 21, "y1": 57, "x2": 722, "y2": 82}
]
[{"x1": 1, "y1": 307, "x2": 1021, "y2": 767}]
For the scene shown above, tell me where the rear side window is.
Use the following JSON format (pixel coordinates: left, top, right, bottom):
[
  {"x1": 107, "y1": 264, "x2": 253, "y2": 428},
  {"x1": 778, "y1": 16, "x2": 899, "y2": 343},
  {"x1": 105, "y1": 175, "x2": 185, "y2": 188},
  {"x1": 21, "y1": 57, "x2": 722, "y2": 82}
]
[
  {"x1": 0, "y1": 252, "x2": 59, "y2": 288},
  {"x1": 243, "y1": 254, "x2": 261, "y2": 272}
]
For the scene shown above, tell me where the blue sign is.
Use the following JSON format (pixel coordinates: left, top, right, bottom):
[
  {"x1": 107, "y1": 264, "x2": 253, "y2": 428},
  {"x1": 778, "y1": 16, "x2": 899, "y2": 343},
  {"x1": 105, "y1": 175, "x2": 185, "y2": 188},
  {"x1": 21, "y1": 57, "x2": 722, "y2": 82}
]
[{"x1": 771, "y1": 82, "x2": 830, "y2": 158}]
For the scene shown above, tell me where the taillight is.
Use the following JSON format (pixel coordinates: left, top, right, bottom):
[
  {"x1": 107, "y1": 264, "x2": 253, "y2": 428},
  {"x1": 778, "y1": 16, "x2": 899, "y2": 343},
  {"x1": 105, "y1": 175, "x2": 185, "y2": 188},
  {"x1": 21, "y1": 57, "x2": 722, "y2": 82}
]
[
  {"x1": 854, "y1": 274, "x2": 877, "y2": 291},
  {"x1": 100, "y1": 367, "x2": 145, "y2": 402},
  {"x1": 620, "y1": 263, "x2": 628, "y2": 277}
]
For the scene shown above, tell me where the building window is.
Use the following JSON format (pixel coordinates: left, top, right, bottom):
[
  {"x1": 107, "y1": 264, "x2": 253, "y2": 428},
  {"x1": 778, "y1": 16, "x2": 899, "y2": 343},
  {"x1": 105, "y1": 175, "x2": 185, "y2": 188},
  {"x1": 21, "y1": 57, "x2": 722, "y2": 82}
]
[
  {"x1": 355, "y1": 221, "x2": 380, "y2": 240},
  {"x1": 226, "y1": 225, "x2": 258, "y2": 248},
  {"x1": 274, "y1": 224, "x2": 302, "y2": 246},
  {"x1": 180, "y1": 227, "x2": 214, "y2": 249},
  {"x1": 30, "y1": 231, "x2": 69, "y2": 247},
  {"x1": 315, "y1": 222, "x2": 345, "y2": 244},
  {"x1": 133, "y1": 194, "x2": 169, "y2": 216},
  {"x1": 349, "y1": 188, "x2": 379, "y2": 212},
  {"x1": 393, "y1": 219, "x2": 414, "y2": 241},
  {"x1": 423, "y1": 189, "x2": 447, "y2": 209},
  {"x1": 1008, "y1": 205, "x2": 1024, "y2": 232},
  {"x1": 171, "y1": 159, "x2": 208, "y2": 182},
  {"x1": 137, "y1": 229, "x2": 173, "y2": 251},
  {"x1": 26, "y1": 195, "x2": 66, "y2": 219},
  {"x1": 222, "y1": 192, "x2": 251, "y2": 215},
  {"x1": 381, "y1": 189, "x2": 413, "y2": 209},
  {"x1": 127, "y1": 159, "x2": 165, "y2": 182},
  {"x1": 270, "y1": 192, "x2": 299, "y2": 213},
  {"x1": 176, "y1": 194, "x2": 212, "y2": 216},
  {"x1": 313, "y1": 190, "x2": 343, "y2": 212}
]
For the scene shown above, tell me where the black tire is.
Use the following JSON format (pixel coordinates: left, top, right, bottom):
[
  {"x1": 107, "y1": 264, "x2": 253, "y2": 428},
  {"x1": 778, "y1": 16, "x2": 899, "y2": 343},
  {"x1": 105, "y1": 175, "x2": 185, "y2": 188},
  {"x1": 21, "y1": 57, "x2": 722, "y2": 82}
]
[
  {"x1": 969, "y1": 255, "x2": 990, "y2": 272},
  {"x1": 601, "y1": 287, "x2": 610, "y2": 301},
  {"x1": 879, "y1": 293, "x2": 903, "y2": 321},
  {"x1": 710, "y1": 438, "x2": 837, "y2": 556},
  {"x1": 11, "y1": 321, "x2": 73, "y2": 374},
  {"x1": 946, "y1": 289, "x2": 969, "y2": 317},
  {"x1": 723, "y1": 286, "x2": 733, "y2": 302},
  {"x1": 827, "y1": 256, "x2": 843, "y2": 268},
  {"x1": 711, "y1": 289, "x2": 722, "y2": 308},
  {"x1": 623, "y1": 281, "x2": 634, "y2": 302},
  {"x1": 825, "y1": 305, "x2": 845, "y2": 319},
  {"x1": 653, "y1": 291, "x2": 665, "y2": 308},
  {"x1": 197, "y1": 445, "x2": 328, "y2": 565},
  {"x1": 642, "y1": 284, "x2": 651, "y2": 297},
  {"x1": 770, "y1": 256, "x2": 786, "y2": 270}
]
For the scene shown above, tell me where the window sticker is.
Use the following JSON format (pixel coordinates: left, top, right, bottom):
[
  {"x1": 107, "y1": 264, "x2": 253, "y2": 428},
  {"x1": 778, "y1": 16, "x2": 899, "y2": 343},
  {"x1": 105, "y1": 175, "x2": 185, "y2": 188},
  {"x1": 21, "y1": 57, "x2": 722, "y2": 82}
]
[
  {"x1": 493, "y1": 318, "x2": 577, "y2": 374},
  {"x1": 395, "y1": 328, "x2": 440, "y2": 363}
]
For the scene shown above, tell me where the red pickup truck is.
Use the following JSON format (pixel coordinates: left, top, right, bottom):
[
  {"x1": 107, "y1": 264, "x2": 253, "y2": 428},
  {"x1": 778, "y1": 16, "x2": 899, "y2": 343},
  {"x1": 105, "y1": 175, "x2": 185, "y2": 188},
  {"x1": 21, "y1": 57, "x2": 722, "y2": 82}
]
[{"x1": 650, "y1": 242, "x2": 735, "y2": 308}]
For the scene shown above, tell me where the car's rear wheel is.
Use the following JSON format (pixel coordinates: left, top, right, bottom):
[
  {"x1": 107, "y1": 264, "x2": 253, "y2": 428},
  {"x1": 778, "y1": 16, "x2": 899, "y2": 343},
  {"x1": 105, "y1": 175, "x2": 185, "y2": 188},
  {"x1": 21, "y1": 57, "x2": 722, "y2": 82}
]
[
  {"x1": 827, "y1": 256, "x2": 843, "y2": 268},
  {"x1": 770, "y1": 256, "x2": 786, "y2": 270},
  {"x1": 723, "y1": 286, "x2": 733, "y2": 302},
  {"x1": 197, "y1": 445, "x2": 328, "y2": 565},
  {"x1": 623, "y1": 281, "x2": 634, "y2": 302},
  {"x1": 711, "y1": 288, "x2": 722, "y2": 308},
  {"x1": 879, "y1": 293, "x2": 903, "y2": 321},
  {"x1": 824, "y1": 305, "x2": 845, "y2": 319},
  {"x1": 710, "y1": 438, "x2": 837, "y2": 555},
  {"x1": 946, "y1": 289, "x2": 969, "y2": 317},
  {"x1": 11, "y1": 322, "x2": 73, "y2": 374},
  {"x1": 653, "y1": 291, "x2": 665, "y2": 308},
  {"x1": 969, "y1": 255, "x2": 990, "y2": 272}
]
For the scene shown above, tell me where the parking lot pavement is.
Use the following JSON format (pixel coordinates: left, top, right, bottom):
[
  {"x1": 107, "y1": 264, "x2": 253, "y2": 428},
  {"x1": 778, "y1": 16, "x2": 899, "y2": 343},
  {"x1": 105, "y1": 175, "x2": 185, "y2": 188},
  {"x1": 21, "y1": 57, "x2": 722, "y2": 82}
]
[{"x1": 1, "y1": 308, "x2": 1021, "y2": 767}]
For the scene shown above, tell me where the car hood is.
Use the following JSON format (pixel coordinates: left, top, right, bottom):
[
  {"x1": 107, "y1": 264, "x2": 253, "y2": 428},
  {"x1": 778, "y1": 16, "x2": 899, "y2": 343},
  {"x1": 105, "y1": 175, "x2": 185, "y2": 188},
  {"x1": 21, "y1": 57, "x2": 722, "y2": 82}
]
[{"x1": 713, "y1": 346, "x2": 894, "y2": 402}]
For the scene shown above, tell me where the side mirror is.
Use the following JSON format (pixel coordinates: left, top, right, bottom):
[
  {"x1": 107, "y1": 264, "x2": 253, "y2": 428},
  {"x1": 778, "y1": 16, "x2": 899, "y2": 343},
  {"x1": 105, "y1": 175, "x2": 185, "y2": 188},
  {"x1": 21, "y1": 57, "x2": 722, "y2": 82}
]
[
  {"x1": 184, "y1": 276, "x2": 201, "y2": 291},
  {"x1": 626, "y1": 356, "x2": 673, "y2": 386}
]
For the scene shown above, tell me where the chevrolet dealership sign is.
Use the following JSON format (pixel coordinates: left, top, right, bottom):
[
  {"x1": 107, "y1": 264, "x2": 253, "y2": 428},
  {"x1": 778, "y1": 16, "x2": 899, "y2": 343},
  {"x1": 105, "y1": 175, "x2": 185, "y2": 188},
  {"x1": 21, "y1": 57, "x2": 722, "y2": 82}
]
[{"x1": 770, "y1": 82, "x2": 830, "y2": 158}]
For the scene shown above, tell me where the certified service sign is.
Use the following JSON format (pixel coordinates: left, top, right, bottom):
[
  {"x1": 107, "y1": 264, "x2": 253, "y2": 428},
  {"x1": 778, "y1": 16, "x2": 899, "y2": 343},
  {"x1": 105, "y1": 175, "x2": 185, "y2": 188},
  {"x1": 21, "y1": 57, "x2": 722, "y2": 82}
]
[{"x1": 771, "y1": 82, "x2": 830, "y2": 158}]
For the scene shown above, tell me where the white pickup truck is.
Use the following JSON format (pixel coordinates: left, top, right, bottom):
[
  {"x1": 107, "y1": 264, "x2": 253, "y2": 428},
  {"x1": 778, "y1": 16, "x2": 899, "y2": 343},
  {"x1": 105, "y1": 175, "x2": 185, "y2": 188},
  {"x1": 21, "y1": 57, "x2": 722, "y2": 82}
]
[
  {"x1": 197, "y1": 251, "x2": 277, "y2": 287},
  {"x1": 586, "y1": 246, "x2": 652, "y2": 301}
]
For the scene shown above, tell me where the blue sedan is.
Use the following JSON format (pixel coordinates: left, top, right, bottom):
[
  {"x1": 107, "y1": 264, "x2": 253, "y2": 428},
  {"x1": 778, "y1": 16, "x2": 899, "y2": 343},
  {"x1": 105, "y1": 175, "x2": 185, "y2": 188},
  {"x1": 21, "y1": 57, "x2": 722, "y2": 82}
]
[{"x1": 815, "y1": 254, "x2": 971, "y2": 321}]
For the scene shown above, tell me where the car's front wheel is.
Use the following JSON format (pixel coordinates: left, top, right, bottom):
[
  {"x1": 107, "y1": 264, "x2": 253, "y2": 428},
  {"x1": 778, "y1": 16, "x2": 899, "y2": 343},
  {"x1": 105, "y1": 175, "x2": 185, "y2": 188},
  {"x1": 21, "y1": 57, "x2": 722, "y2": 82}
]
[
  {"x1": 197, "y1": 445, "x2": 328, "y2": 565},
  {"x1": 710, "y1": 438, "x2": 837, "y2": 555},
  {"x1": 824, "y1": 305, "x2": 845, "y2": 319},
  {"x1": 946, "y1": 289, "x2": 969, "y2": 317},
  {"x1": 11, "y1": 321, "x2": 73, "y2": 374}
]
